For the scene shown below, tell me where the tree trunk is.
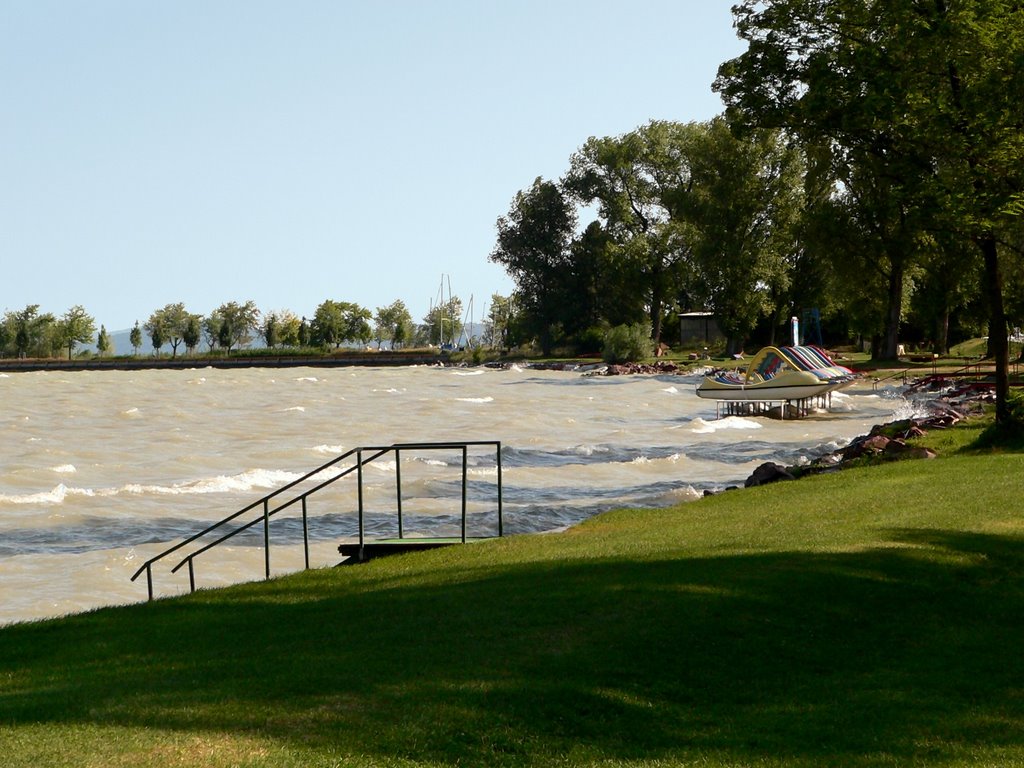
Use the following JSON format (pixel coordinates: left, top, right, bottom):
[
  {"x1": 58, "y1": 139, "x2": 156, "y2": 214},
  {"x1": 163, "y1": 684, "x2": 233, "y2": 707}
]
[
  {"x1": 978, "y1": 233, "x2": 1009, "y2": 423},
  {"x1": 649, "y1": 263, "x2": 664, "y2": 343},
  {"x1": 882, "y1": 257, "x2": 904, "y2": 360},
  {"x1": 935, "y1": 304, "x2": 950, "y2": 355}
]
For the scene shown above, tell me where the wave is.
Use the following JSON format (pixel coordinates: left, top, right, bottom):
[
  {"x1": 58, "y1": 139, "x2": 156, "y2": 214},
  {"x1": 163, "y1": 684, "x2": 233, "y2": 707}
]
[
  {"x1": 688, "y1": 416, "x2": 763, "y2": 434},
  {"x1": 0, "y1": 484, "x2": 76, "y2": 505},
  {"x1": 51, "y1": 464, "x2": 77, "y2": 474},
  {"x1": 0, "y1": 468, "x2": 305, "y2": 507},
  {"x1": 501, "y1": 444, "x2": 684, "y2": 468},
  {"x1": 451, "y1": 370, "x2": 485, "y2": 376},
  {"x1": 455, "y1": 396, "x2": 493, "y2": 403},
  {"x1": 312, "y1": 444, "x2": 347, "y2": 455}
]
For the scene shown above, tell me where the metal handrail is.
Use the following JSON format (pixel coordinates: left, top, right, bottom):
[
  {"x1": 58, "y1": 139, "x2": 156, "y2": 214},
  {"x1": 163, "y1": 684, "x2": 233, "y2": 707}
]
[{"x1": 130, "y1": 440, "x2": 503, "y2": 600}]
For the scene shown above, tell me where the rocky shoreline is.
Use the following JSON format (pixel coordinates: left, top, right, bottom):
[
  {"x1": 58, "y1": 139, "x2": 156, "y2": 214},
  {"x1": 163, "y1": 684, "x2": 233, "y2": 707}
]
[{"x1": 738, "y1": 383, "x2": 992, "y2": 490}]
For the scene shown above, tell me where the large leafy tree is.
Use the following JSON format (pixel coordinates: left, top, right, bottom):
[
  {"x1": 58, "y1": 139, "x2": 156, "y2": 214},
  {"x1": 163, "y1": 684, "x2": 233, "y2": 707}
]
[
  {"x1": 311, "y1": 300, "x2": 372, "y2": 348},
  {"x1": 373, "y1": 300, "x2": 414, "y2": 350},
  {"x1": 4, "y1": 305, "x2": 56, "y2": 358},
  {"x1": 145, "y1": 303, "x2": 192, "y2": 358},
  {"x1": 55, "y1": 305, "x2": 96, "y2": 359},
  {"x1": 715, "y1": 0, "x2": 1024, "y2": 421},
  {"x1": 673, "y1": 119, "x2": 805, "y2": 354},
  {"x1": 564, "y1": 121, "x2": 697, "y2": 343},
  {"x1": 206, "y1": 300, "x2": 260, "y2": 354},
  {"x1": 489, "y1": 177, "x2": 577, "y2": 354}
]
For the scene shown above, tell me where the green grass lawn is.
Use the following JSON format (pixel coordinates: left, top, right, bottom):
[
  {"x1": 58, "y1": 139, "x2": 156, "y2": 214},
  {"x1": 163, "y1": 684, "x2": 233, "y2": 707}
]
[{"x1": 2, "y1": 416, "x2": 1024, "y2": 767}]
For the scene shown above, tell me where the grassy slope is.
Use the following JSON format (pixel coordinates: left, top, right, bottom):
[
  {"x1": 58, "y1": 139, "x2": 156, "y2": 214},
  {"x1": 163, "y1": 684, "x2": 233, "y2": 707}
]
[{"x1": 2, "y1": 421, "x2": 1024, "y2": 767}]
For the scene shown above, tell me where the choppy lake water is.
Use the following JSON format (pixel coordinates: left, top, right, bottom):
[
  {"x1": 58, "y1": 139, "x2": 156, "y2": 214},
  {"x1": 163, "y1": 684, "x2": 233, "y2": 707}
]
[{"x1": 0, "y1": 364, "x2": 911, "y2": 624}]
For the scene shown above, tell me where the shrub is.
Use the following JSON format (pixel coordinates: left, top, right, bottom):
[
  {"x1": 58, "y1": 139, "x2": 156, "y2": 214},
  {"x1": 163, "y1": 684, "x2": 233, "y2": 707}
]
[{"x1": 602, "y1": 323, "x2": 654, "y2": 363}]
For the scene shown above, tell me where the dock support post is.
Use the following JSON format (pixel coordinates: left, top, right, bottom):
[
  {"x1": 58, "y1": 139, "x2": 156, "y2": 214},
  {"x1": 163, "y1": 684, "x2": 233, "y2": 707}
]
[
  {"x1": 357, "y1": 449, "x2": 365, "y2": 560},
  {"x1": 395, "y1": 447, "x2": 403, "y2": 539},
  {"x1": 301, "y1": 496, "x2": 310, "y2": 570},
  {"x1": 496, "y1": 441, "x2": 503, "y2": 538},
  {"x1": 263, "y1": 499, "x2": 270, "y2": 580},
  {"x1": 461, "y1": 445, "x2": 468, "y2": 543}
]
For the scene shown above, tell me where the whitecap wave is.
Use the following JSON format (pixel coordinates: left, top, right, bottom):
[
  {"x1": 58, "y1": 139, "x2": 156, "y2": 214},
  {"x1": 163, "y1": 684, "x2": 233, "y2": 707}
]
[
  {"x1": 281, "y1": 406, "x2": 306, "y2": 413},
  {"x1": 456, "y1": 396, "x2": 493, "y2": 403},
  {"x1": 451, "y1": 370, "x2": 485, "y2": 376},
  {"x1": 0, "y1": 484, "x2": 70, "y2": 505},
  {"x1": 689, "y1": 416, "x2": 763, "y2": 434},
  {"x1": 51, "y1": 464, "x2": 77, "y2": 474},
  {"x1": 312, "y1": 444, "x2": 346, "y2": 455},
  {"x1": 118, "y1": 468, "x2": 304, "y2": 498},
  {"x1": 662, "y1": 386, "x2": 679, "y2": 394},
  {"x1": 295, "y1": 376, "x2": 319, "y2": 382}
]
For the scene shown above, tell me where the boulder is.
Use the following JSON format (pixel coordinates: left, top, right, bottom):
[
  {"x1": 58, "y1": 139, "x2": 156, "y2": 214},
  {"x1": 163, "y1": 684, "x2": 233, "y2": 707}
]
[
  {"x1": 883, "y1": 439, "x2": 937, "y2": 460},
  {"x1": 745, "y1": 462, "x2": 795, "y2": 488},
  {"x1": 842, "y1": 434, "x2": 891, "y2": 460}
]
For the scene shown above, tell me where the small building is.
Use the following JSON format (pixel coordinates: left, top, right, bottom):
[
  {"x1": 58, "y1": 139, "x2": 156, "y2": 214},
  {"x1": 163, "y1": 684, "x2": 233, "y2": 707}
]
[{"x1": 679, "y1": 311, "x2": 724, "y2": 346}]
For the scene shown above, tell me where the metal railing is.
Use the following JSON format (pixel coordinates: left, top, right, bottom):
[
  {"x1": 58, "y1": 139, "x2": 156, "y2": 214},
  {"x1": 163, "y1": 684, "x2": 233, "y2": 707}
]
[{"x1": 130, "y1": 440, "x2": 503, "y2": 600}]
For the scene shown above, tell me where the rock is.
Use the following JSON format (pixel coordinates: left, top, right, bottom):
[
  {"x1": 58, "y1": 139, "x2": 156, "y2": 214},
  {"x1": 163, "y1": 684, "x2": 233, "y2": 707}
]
[
  {"x1": 745, "y1": 462, "x2": 795, "y2": 488},
  {"x1": 842, "y1": 434, "x2": 891, "y2": 460},
  {"x1": 883, "y1": 439, "x2": 936, "y2": 460}
]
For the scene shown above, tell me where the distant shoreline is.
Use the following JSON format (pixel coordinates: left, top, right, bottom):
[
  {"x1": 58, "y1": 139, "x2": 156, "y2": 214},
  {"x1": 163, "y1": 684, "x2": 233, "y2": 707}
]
[{"x1": 0, "y1": 352, "x2": 450, "y2": 373}]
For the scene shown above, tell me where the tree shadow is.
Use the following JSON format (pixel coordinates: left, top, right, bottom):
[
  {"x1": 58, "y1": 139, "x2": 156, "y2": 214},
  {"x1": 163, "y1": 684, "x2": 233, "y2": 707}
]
[{"x1": 2, "y1": 528, "x2": 1023, "y2": 764}]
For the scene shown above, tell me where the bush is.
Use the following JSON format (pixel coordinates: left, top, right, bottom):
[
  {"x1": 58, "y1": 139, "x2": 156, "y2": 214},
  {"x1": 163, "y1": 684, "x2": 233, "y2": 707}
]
[
  {"x1": 602, "y1": 323, "x2": 654, "y2": 363},
  {"x1": 577, "y1": 324, "x2": 610, "y2": 355}
]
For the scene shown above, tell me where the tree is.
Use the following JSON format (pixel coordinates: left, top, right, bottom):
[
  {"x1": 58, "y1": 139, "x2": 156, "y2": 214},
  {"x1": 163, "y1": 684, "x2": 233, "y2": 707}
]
[
  {"x1": 183, "y1": 314, "x2": 202, "y2": 355},
  {"x1": 422, "y1": 296, "x2": 464, "y2": 348},
  {"x1": 715, "y1": 0, "x2": 1024, "y2": 420},
  {"x1": 262, "y1": 312, "x2": 280, "y2": 349},
  {"x1": 146, "y1": 303, "x2": 191, "y2": 358},
  {"x1": 96, "y1": 325, "x2": 110, "y2": 356},
  {"x1": 311, "y1": 300, "x2": 372, "y2": 348},
  {"x1": 129, "y1": 321, "x2": 142, "y2": 356},
  {"x1": 490, "y1": 177, "x2": 578, "y2": 355},
  {"x1": 273, "y1": 311, "x2": 303, "y2": 347},
  {"x1": 148, "y1": 322, "x2": 166, "y2": 356},
  {"x1": 373, "y1": 300, "x2": 414, "y2": 350},
  {"x1": 6, "y1": 305, "x2": 56, "y2": 358},
  {"x1": 483, "y1": 294, "x2": 514, "y2": 351},
  {"x1": 564, "y1": 121, "x2": 698, "y2": 344},
  {"x1": 207, "y1": 300, "x2": 260, "y2": 354},
  {"x1": 673, "y1": 120, "x2": 805, "y2": 354}
]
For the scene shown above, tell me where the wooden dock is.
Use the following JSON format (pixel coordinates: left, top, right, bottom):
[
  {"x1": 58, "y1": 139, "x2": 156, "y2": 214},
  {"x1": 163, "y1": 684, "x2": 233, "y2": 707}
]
[{"x1": 337, "y1": 537, "x2": 492, "y2": 564}]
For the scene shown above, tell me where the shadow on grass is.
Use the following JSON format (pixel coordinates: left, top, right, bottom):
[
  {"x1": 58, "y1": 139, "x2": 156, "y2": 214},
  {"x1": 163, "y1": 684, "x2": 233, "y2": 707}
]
[{"x1": 2, "y1": 528, "x2": 1024, "y2": 765}]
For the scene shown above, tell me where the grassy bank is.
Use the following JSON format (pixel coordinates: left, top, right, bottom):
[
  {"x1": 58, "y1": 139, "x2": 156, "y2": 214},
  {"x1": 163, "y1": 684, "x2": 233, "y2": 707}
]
[{"x1": 2, "y1": 416, "x2": 1023, "y2": 767}]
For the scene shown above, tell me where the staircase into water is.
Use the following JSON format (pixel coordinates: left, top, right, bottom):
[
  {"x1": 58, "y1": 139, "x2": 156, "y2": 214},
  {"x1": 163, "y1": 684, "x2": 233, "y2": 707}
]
[{"x1": 130, "y1": 441, "x2": 503, "y2": 600}]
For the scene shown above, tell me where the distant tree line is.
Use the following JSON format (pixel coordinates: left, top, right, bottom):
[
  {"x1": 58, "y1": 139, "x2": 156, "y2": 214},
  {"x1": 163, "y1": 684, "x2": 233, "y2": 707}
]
[{"x1": 0, "y1": 296, "x2": 495, "y2": 360}]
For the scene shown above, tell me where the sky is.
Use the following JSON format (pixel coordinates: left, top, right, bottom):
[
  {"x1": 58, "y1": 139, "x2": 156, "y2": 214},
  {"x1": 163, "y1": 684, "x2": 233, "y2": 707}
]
[{"x1": 1, "y1": 1, "x2": 745, "y2": 332}]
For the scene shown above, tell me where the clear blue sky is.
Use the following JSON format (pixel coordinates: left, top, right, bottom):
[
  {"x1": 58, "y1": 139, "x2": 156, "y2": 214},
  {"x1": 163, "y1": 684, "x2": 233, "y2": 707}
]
[{"x1": 1, "y1": 1, "x2": 744, "y2": 332}]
